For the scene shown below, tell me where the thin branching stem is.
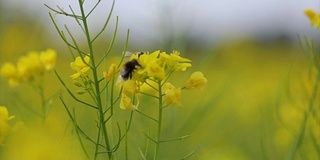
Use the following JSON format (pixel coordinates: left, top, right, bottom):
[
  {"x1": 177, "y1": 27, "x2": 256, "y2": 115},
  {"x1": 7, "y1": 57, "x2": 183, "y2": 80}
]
[
  {"x1": 91, "y1": 0, "x2": 115, "y2": 42},
  {"x1": 77, "y1": 0, "x2": 112, "y2": 158},
  {"x1": 181, "y1": 147, "x2": 199, "y2": 160},
  {"x1": 48, "y1": 13, "x2": 87, "y2": 55},
  {"x1": 94, "y1": 122, "x2": 102, "y2": 160},
  {"x1": 136, "y1": 110, "x2": 158, "y2": 122},
  {"x1": 96, "y1": 16, "x2": 119, "y2": 67},
  {"x1": 139, "y1": 91, "x2": 159, "y2": 99},
  {"x1": 55, "y1": 70, "x2": 98, "y2": 109},
  {"x1": 86, "y1": 0, "x2": 101, "y2": 18},
  {"x1": 144, "y1": 80, "x2": 159, "y2": 92},
  {"x1": 118, "y1": 29, "x2": 130, "y2": 68},
  {"x1": 160, "y1": 134, "x2": 193, "y2": 143},
  {"x1": 44, "y1": 4, "x2": 82, "y2": 19},
  {"x1": 68, "y1": 5, "x2": 85, "y2": 33},
  {"x1": 143, "y1": 132, "x2": 157, "y2": 144}
]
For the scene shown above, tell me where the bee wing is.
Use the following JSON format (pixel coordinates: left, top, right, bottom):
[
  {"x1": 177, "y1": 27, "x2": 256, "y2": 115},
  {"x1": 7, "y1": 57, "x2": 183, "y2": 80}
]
[
  {"x1": 123, "y1": 51, "x2": 145, "y2": 57},
  {"x1": 123, "y1": 51, "x2": 134, "y2": 57}
]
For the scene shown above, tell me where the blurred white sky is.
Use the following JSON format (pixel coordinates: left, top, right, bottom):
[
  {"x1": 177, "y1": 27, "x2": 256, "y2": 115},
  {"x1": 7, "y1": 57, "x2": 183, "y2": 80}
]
[{"x1": 2, "y1": 0, "x2": 320, "y2": 47}]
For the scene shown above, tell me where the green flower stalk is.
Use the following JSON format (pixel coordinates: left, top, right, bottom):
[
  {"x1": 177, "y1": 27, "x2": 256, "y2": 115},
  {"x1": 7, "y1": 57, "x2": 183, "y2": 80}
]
[{"x1": 46, "y1": 0, "x2": 126, "y2": 159}]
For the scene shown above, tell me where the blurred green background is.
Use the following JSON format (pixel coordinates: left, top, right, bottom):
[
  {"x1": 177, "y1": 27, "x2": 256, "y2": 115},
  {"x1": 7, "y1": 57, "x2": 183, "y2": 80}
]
[{"x1": 0, "y1": 0, "x2": 319, "y2": 160}]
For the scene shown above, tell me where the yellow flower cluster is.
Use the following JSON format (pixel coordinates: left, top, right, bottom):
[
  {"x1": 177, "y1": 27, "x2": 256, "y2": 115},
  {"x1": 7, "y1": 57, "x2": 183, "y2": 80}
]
[
  {"x1": 0, "y1": 106, "x2": 15, "y2": 145},
  {"x1": 305, "y1": 9, "x2": 320, "y2": 29},
  {"x1": 117, "y1": 50, "x2": 207, "y2": 110},
  {"x1": 129, "y1": 50, "x2": 192, "y2": 81},
  {"x1": 0, "y1": 49, "x2": 57, "y2": 87}
]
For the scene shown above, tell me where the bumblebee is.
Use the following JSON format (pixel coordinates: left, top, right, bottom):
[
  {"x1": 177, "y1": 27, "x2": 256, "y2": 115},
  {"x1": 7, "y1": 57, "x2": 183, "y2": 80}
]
[
  {"x1": 120, "y1": 59, "x2": 141, "y2": 81},
  {"x1": 120, "y1": 51, "x2": 144, "y2": 81}
]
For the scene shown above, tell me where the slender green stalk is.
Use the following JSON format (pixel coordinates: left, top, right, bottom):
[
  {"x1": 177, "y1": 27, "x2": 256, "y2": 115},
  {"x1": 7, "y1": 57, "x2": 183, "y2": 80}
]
[
  {"x1": 77, "y1": 0, "x2": 112, "y2": 158},
  {"x1": 154, "y1": 80, "x2": 163, "y2": 160},
  {"x1": 125, "y1": 121, "x2": 128, "y2": 160},
  {"x1": 38, "y1": 85, "x2": 47, "y2": 121},
  {"x1": 94, "y1": 123, "x2": 102, "y2": 160}
]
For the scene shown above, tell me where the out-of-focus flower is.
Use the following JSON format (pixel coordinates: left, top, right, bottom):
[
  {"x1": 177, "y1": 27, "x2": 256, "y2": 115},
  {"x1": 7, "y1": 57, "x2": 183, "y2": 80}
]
[
  {"x1": 0, "y1": 106, "x2": 15, "y2": 145},
  {"x1": 163, "y1": 83, "x2": 181, "y2": 106},
  {"x1": 120, "y1": 93, "x2": 139, "y2": 110},
  {"x1": 17, "y1": 51, "x2": 43, "y2": 80},
  {"x1": 103, "y1": 63, "x2": 117, "y2": 81},
  {"x1": 70, "y1": 56, "x2": 90, "y2": 79},
  {"x1": 1, "y1": 49, "x2": 57, "y2": 86},
  {"x1": 40, "y1": 48, "x2": 57, "y2": 71},
  {"x1": 0, "y1": 63, "x2": 20, "y2": 87},
  {"x1": 160, "y1": 50, "x2": 192, "y2": 71},
  {"x1": 305, "y1": 9, "x2": 320, "y2": 29},
  {"x1": 183, "y1": 71, "x2": 207, "y2": 90}
]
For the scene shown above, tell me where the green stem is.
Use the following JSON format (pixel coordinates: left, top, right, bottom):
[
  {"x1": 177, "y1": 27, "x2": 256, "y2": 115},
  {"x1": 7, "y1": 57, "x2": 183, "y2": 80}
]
[
  {"x1": 288, "y1": 71, "x2": 320, "y2": 160},
  {"x1": 38, "y1": 85, "x2": 47, "y2": 122},
  {"x1": 78, "y1": 0, "x2": 112, "y2": 158},
  {"x1": 154, "y1": 80, "x2": 163, "y2": 160},
  {"x1": 125, "y1": 121, "x2": 128, "y2": 160}
]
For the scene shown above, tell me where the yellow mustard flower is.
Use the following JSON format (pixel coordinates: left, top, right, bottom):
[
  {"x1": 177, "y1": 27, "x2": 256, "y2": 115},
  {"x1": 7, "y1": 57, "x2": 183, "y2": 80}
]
[
  {"x1": 0, "y1": 62, "x2": 21, "y2": 87},
  {"x1": 183, "y1": 71, "x2": 207, "y2": 90},
  {"x1": 135, "y1": 50, "x2": 160, "y2": 67},
  {"x1": 17, "y1": 51, "x2": 43, "y2": 80},
  {"x1": 163, "y1": 83, "x2": 181, "y2": 106},
  {"x1": 70, "y1": 56, "x2": 90, "y2": 79},
  {"x1": 126, "y1": 50, "x2": 165, "y2": 81},
  {"x1": 122, "y1": 79, "x2": 140, "y2": 94},
  {"x1": 120, "y1": 93, "x2": 139, "y2": 110},
  {"x1": 0, "y1": 106, "x2": 15, "y2": 145},
  {"x1": 146, "y1": 63, "x2": 165, "y2": 80},
  {"x1": 305, "y1": 9, "x2": 320, "y2": 29},
  {"x1": 103, "y1": 63, "x2": 117, "y2": 81},
  {"x1": 160, "y1": 50, "x2": 192, "y2": 71},
  {"x1": 40, "y1": 48, "x2": 57, "y2": 71}
]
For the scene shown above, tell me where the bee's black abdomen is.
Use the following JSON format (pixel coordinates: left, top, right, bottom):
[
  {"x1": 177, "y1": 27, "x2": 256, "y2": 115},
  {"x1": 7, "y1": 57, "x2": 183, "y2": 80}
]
[{"x1": 120, "y1": 59, "x2": 141, "y2": 81}]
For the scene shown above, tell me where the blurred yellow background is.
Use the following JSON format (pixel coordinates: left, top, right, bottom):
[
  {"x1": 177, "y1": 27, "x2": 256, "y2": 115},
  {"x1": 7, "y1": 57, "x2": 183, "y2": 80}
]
[{"x1": 0, "y1": 1, "x2": 319, "y2": 160}]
